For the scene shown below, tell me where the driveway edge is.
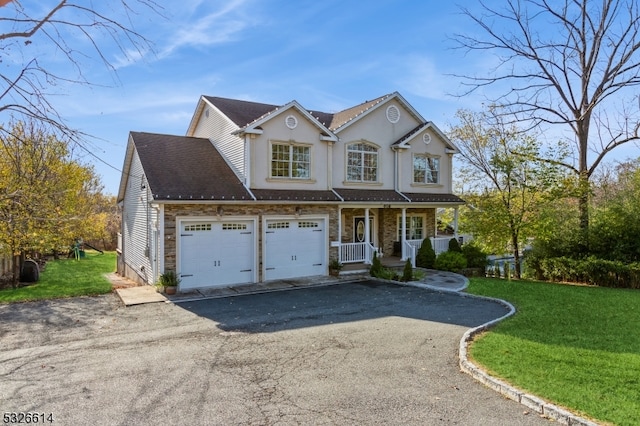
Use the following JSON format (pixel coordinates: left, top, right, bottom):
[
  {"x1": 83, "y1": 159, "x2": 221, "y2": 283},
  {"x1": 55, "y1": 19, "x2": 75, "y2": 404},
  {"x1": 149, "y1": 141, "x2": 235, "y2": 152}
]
[{"x1": 457, "y1": 290, "x2": 601, "y2": 426}]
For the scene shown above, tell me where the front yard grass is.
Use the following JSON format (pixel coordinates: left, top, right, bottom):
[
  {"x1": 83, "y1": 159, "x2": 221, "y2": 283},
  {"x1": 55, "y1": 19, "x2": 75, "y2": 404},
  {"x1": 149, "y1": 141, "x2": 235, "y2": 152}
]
[
  {"x1": 466, "y1": 277, "x2": 640, "y2": 426},
  {"x1": 0, "y1": 251, "x2": 115, "y2": 303}
]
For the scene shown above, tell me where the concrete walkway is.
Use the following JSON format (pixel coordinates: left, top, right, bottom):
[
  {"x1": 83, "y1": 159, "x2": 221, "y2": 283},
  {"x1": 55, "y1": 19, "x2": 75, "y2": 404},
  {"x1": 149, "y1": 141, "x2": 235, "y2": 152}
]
[{"x1": 113, "y1": 268, "x2": 468, "y2": 306}]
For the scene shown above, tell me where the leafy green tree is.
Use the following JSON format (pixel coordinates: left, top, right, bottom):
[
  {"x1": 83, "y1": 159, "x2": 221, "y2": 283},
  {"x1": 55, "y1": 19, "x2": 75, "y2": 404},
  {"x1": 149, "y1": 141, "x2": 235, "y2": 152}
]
[
  {"x1": 0, "y1": 120, "x2": 103, "y2": 286},
  {"x1": 449, "y1": 108, "x2": 569, "y2": 278},
  {"x1": 589, "y1": 160, "x2": 640, "y2": 262}
]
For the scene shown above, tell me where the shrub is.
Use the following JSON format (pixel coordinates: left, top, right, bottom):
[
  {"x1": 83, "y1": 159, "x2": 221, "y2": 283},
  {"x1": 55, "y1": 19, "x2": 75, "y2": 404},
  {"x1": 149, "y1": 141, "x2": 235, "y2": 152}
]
[
  {"x1": 402, "y1": 259, "x2": 413, "y2": 282},
  {"x1": 434, "y1": 251, "x2": 467, "y2": 272},
  {"x1": 448, "y1": 238, "x2": 462, "y2": 253},
  {"x1": 369, "y1": 251, "x2": 383, "y2": 278},
  {"x1": 461, "y1": 243, "x2": 488, "y2": 269},
  {"x1": 537, "y1": 256, "x2": 640, "y2": 289},
  {"x1": 416, "y1": 238, "x2": 436, "y2": 268}
]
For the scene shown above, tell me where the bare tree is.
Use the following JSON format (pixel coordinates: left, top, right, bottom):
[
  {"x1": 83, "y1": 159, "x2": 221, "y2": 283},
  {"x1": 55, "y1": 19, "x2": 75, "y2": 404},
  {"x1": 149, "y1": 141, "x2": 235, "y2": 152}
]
[
  {"x1": 0, "y1": 1, "x2": 161, "y2": 142},
  {"x1": 453, "y1": 0, "x2": 640, "y2": 249}
]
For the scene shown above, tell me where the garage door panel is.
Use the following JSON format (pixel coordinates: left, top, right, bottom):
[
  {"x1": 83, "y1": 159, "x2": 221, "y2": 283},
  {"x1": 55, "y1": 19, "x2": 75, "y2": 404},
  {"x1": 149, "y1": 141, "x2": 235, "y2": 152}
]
[
  {"x1": 265, "y1": 219, "x2": 326, "y2": 281},
  {"x1": 180, "y1": 220, "x2": 255, "y2": 290}
]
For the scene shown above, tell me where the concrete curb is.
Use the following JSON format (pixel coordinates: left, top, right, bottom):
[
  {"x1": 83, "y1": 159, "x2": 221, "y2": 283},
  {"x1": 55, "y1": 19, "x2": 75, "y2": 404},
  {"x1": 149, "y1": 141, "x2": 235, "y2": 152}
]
[{"x1": 456, "y1": 291, "x2": 602, "y2": 426}]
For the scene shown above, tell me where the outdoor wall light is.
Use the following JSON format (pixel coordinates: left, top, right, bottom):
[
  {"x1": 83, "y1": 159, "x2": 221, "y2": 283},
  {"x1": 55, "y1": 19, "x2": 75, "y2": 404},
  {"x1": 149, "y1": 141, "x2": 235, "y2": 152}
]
[{"x1": 217, "y1": 206, "x2": 224, "y2": 216}]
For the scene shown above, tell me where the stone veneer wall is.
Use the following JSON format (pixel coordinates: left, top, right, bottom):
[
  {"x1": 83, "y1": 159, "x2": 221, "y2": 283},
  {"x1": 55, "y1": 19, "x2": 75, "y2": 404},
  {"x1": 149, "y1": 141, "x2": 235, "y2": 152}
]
[
  {"x1": 381, "y1": 208, "x2": 436, "y2": 256},
  {"x1": 163, "y1": 203, "x2": 339, "y2": 281}
]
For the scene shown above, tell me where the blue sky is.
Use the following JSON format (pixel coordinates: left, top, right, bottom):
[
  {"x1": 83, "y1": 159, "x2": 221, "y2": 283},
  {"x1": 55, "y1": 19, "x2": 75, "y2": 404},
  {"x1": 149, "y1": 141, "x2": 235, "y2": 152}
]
[{"x1": 13, "y1": 0, "x2": 639, "y2": 194}]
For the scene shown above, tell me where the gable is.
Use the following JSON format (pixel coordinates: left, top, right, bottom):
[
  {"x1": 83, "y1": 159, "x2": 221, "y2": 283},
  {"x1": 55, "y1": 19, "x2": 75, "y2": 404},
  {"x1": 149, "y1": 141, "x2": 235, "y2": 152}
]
[{"x1": 392, "y1": 122, "x2": 458, "y2": 152}]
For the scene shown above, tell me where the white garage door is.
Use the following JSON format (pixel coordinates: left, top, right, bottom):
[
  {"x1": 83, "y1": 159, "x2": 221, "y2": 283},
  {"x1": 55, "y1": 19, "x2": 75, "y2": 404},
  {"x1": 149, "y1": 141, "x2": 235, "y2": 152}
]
[
  {"x1": 180, "y1": 220, "x2": 254, "y2": 290},
  {"x1": 265, "y1": 218, "x2": 326, "y2": 281}
]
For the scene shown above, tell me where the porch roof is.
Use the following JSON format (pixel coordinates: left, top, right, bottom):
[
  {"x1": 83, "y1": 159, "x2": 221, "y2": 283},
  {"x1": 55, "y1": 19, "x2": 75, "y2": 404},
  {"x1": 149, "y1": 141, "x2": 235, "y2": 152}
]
[
  {"x1": 251, "y1": 189, "x2": 342, "y2": 202},
  {"x1": 333, "y1": 189, "x2": 465, "y2": 205},
  {"x1": 333, "y1": 189, "x2": 408, "y2": 202},
  {"x1": 402, "y1": 192, "x2": 465, "y2": 204}
]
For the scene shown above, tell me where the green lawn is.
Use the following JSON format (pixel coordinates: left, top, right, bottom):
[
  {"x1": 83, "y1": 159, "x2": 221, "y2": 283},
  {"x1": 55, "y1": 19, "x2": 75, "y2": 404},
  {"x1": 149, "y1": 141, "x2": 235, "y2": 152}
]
[
  {"x1": 466, "y1": 278, "x2": 640, "y2": 426},
  {"x1": 0, "y1": 251, "x2": 115, "y2": 303}
]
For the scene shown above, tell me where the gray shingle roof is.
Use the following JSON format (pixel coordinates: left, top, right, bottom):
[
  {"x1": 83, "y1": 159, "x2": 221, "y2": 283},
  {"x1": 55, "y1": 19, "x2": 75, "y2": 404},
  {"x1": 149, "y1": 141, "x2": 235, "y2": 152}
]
[
  {"x1": 203, "y1": 96, "x2": 279, "y2": 127},
  {"x1": 334, "y1": 189, "x2": 409, "y2": 202},
  {"x1": 402, "y1": 192, "x2": 465, "y2": 203},
  {"x1": 131, "y1": 132, "x2": 253, "y2": 201},
  {"x1": 202, "y1": 94, "x2": 394, "y2": 132},
  {"x1": 251, "y1": 189, "x2": 342, "y2": 202}
]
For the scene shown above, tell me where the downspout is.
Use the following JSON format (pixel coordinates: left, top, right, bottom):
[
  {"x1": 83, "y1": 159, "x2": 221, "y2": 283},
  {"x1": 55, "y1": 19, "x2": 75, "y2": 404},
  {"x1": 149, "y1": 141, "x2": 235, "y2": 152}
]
[{"x1": 401, "y1": 208, "x2": 407, "y2": 260}]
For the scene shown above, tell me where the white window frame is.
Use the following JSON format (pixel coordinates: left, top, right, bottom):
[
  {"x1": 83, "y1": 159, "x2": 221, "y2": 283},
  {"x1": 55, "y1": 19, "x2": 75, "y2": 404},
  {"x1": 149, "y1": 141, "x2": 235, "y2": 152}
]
[
  {"x1": 413, "y1": 154, "x2": 440, "y2": 184},
  {"x1": 270, "y1": 141, "x2": 311, "y2": 180},
  {"x1": 346, "y1": 142, "x2": 379, "y2": 183},
  {"x1": 396, "y1": 214, "x2": 426, "y2": 241}
]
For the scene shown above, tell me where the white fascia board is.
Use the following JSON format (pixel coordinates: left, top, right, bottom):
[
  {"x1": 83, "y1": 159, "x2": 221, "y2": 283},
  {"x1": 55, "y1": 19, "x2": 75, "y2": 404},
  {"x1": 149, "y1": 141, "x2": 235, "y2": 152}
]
[
  {"x1": 117, "y1": 135, "x2": 136, "y2": 203},
  {"x1": 186, "y1": 96, "x2": 241, "y2": 136},
  {"x1": 185, "y1": 96, "x2": 207, "y2": 136},
  {"x1": 241, "y1": 101, "x2": 338, "y2": 141},
  {"x1": 396, "y1": 121, "x2": 459, "y2": 153}
]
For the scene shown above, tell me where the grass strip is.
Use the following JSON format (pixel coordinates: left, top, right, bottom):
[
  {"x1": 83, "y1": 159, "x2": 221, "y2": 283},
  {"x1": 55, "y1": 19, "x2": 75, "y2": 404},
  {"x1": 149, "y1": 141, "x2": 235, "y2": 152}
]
[
  {"x1": 466, "y1": 278, "x2": 640, "y2": 426},
  {"x1": 0, "y1": 251, "x2": 115, "y2": 303}
]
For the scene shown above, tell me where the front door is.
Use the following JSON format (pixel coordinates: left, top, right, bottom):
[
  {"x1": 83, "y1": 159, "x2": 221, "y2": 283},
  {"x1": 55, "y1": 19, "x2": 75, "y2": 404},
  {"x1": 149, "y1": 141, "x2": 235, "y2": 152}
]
[{"x1": 353, "y1": 217, "x2": 375, "y2": 244}]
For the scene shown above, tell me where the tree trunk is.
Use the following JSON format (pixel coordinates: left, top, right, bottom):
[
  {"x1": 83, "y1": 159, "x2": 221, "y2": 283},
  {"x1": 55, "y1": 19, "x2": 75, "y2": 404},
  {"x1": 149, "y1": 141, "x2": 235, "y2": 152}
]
[
  {"x1": 577, "y1": 171, "x2": 590, "y2": 255},
  {"x1": 512, "y1": 233, "x2": 521, "y2": 279},
  {"x1": 11, "y1": 253, "x2": 20, "y2": 289},
  {"x1": 577, "y1": 112, "x2": 591, "y2": 254}
]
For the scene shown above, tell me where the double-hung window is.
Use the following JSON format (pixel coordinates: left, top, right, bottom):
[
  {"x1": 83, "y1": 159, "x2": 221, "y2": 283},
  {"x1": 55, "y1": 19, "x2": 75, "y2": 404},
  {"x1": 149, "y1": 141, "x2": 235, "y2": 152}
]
[
  {"x1": 271, "y1": 143, "x2": 310, "y2": 179},
  {"x1": 413, "y1": 155, "x2": 439, "y2": 184},
  {"x1": 347, "y1": 143, "x2": 378, "y2": 182}
]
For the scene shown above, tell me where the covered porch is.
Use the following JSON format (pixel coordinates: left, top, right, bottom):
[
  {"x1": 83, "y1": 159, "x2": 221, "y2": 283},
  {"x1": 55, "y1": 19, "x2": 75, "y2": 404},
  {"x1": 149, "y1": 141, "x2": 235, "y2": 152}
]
[{"x1": 335, "y1": 203, "x2": 467, "y2": 267}]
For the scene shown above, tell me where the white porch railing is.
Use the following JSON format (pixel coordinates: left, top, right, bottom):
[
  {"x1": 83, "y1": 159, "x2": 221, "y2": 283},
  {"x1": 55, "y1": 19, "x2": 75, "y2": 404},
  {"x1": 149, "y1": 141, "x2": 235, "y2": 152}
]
[
  {"x1": 339, "y1": 242, "x2": 382, "y2": 264},
  {"x1": 404, "y1": 240, "x2": 418, "y2": 267},
  {"x1": 405, "y1": 235, "x2": 474, "y2": 267}
]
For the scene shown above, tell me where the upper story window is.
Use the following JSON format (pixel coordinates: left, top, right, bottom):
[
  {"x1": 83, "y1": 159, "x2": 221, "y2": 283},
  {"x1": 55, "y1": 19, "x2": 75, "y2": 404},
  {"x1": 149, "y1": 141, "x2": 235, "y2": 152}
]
[
  {"x1": 347, "y1": 142, "x2": 378, "y2": 182},
  {"x1": 413, "y1": 154, "x2": 439, "y2": 184},
  {"x1": 271, "y1": 142, "x2": 311, "y2": 179}
]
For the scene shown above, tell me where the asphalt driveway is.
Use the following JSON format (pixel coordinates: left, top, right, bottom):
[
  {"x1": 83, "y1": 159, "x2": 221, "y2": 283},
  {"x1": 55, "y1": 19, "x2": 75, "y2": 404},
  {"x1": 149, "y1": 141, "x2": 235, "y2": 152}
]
[{"x1": 0, "y1": 281, "x2": 551, "y2": 425}]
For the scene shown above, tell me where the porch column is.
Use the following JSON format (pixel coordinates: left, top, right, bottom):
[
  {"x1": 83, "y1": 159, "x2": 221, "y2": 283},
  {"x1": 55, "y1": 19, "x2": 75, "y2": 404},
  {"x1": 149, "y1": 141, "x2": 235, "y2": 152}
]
[
  {"x1": 337, "y1": 206, "x2": 342, "y2": 263},
  {"x1": 401, "y1": 208, "x2": 407, "y2": 260},
  {"x1": 364, "y1": 208, "x2": 370, "y2": 263},
  {"x1": 453, "y1": 207, "x2": 459, "y2": 237}
]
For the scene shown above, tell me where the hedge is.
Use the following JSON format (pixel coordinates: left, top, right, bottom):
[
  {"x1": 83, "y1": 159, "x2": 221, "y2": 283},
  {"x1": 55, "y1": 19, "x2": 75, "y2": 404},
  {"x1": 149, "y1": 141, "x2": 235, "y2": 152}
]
[{"x1": 538, "y1": 256, "x2": 640, "y2": 289}]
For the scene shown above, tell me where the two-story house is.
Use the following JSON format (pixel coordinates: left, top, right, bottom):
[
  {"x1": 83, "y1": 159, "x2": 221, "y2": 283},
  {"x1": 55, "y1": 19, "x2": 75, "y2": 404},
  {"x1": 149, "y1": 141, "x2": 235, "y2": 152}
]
[{"x1": 116, "y1": 92, "x2": 464, "y2": 291}]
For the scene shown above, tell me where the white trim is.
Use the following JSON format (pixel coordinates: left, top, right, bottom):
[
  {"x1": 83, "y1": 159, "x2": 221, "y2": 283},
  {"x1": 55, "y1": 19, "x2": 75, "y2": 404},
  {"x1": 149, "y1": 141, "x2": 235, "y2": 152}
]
[
  {"x1": 269, "y1": 139, "x2": 313, "y2": 181},
  {"x1": 239, "y1": 101, "x2": 338, "y2": 141},
  {"x1": 344, "y1": 140, "x2": 381, "y2": 184},
  {"x1": 176, "y1": 215, "x2": 258, "y2": 287},
  {"x1": 262, "y1": 214, "x2": 329, "y2": 280}
]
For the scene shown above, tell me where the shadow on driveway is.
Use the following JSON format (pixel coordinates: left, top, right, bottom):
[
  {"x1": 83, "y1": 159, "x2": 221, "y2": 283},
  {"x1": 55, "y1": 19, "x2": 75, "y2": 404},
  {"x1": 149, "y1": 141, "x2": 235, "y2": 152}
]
[{"x1": 177, "y1": 280, "x2": 510, "y2": 333}]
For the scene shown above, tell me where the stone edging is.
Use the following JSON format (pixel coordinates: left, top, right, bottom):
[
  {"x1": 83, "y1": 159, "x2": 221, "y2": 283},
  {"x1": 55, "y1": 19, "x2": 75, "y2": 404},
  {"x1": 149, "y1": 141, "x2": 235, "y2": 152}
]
[{"x1": 456, "y1": 289, "x2": 601, "y2": 426}]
